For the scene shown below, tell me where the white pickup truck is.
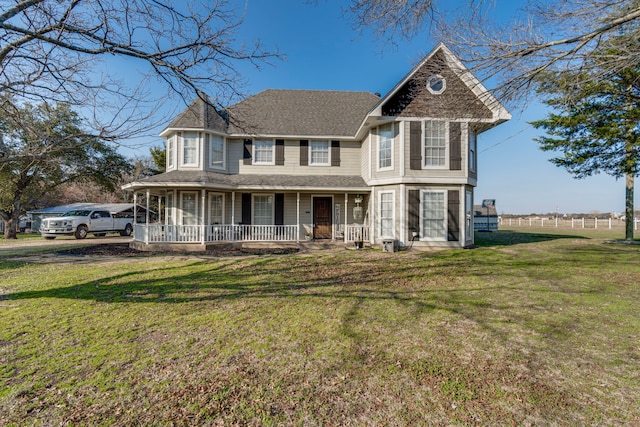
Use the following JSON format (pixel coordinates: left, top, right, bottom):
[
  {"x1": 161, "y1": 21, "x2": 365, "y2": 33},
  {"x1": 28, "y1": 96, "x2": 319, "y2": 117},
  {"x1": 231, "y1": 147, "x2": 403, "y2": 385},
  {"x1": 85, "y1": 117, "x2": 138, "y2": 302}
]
[{"x1": 40, "y1": 209, "x2": 134, "y2": 239}]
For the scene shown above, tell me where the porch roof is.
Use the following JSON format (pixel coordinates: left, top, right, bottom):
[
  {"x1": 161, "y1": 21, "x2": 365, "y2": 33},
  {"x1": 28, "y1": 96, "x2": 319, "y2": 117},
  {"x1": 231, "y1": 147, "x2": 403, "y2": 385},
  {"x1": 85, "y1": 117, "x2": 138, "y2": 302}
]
[{"x1": 123, "y1": 170, "x2": 370, "y2": 192}]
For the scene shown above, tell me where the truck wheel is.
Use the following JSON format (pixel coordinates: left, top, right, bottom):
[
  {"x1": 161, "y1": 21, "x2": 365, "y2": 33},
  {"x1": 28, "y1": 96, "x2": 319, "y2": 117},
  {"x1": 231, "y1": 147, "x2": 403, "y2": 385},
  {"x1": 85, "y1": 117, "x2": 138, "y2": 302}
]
[
  {"x1": 44, "y1": 236, "x2": 56, "y2": 240},
  {"x1": 120, "y1": 224, "x2": 133, "y2": 237},
  {"x1": 74, "y1": 225, "x2": 88, "y2": 239}
]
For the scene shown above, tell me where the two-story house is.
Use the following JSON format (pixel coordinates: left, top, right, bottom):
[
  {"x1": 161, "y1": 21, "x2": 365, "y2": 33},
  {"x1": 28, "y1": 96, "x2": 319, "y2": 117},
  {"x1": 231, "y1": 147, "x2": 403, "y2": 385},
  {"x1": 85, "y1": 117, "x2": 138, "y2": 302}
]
[{"x1": 124, "y1": 43, "x2": 510, "y2": 251}]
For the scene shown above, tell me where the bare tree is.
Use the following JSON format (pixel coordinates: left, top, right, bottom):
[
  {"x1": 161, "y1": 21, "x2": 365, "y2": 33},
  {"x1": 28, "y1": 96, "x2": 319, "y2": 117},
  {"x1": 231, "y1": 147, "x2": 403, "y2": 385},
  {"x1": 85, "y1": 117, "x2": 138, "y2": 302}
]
[
  {"x1": 0, "y1": 0, "x2": 278, "y2": 158},
  {"x1": 346, "y1": 0, "x2": 640, "y2": 106}
]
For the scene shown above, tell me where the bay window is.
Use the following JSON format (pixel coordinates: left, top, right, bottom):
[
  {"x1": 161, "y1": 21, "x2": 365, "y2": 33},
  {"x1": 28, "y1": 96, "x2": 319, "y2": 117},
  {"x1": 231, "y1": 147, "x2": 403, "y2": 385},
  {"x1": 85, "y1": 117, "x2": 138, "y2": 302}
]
[
  {"x1": 209, "y1": 134, "x2": 224, "y2": 169},
  {"x1": 378, "y1": 124, "x2": 393, "y2": 170},
  {"x1": 424, "y1": 121, "x2": 448, "y2": 168},
  {"x1": 182, "y1": 132, "x2": 199, "y2": 166}
]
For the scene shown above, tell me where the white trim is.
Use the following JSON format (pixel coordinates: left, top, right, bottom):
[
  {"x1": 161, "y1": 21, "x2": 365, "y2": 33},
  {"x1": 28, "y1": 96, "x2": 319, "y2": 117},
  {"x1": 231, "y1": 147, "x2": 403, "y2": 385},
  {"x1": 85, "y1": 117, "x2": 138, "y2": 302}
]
[
  {"x1": 253, "y1": 139, "x2": 275, "y2": 165},
  {"x1": 252, "y1": 193, "x2": 275, "y2": 225},
  {"x1": 180, "y1": 131, "x2": 200, "y2": 168},
  {"x1": 207, "y1": 192, "x2": 225, "y2": 225},
  {"x1": 378, "y1": 190, "x2": 395, "y2": 238},
  {"x1": 208, "y1": 133, "x2": 226, "y2": 170},
  {"x1": 399, "y1": 121, "x2": 405, "y2": 177},
  {"x1": 420, "y1": 189, "x2": 448, "y2": 242},
  {"x1": 166, "y1": 134, "x2": 176, "y2": 171},
  {"x1": 426, "y1": 74, "x2": 446, "y2": 95},
  {"x1": 309, "y1": 140, "x2": 331, "y2": 166},
  {"x1": 423, "y1": 120, "x2": 449, "y2": 169},
  {"x1": 180, "y1": 191, "x2": 198, "y2": 226},
  {"x1": 376, "y1": 123, "x2": 394, "y2": 172}
]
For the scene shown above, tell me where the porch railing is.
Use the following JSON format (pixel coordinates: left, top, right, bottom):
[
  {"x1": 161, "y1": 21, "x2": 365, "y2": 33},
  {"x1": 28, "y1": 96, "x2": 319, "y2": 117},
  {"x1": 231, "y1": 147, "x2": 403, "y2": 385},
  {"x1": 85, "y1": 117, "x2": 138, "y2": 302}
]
[
  {"x1": 134, "y1": 224, "x2": 299, "y2": 243},
  {"x1": 345, "y1": 225, "x2": 369, "y2": 242}
]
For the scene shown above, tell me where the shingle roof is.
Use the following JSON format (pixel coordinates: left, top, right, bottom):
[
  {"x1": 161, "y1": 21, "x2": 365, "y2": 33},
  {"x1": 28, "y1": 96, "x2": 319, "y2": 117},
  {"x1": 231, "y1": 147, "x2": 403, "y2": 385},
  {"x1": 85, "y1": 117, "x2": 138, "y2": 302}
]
[
  {"x1": 129, "y1": 170, "x2": 368, "y2": 191},
  {"x1": 162, "y1": 90, "x2": 381, "y2": 138},
  {"x1": 227, "y1": 89, "x2": 380, "y2": 137},
  {"x1": 164, "y1": 96, "x2": 228, "y2": 132}
]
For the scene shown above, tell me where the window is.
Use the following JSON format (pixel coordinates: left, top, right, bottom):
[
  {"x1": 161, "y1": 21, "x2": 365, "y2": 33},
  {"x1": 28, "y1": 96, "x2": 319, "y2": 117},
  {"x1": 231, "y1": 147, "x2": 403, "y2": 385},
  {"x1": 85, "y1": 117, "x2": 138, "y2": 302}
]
[
  {"x1": 254, "y1": 139, "x2": 274, "y2": 164},
  {"x1": 181, "y1": 192, "x2": 198, "y2": 225},
  {"x1": 421, "y1": 191, "x2": 446, "y2": 240},
  {"x1": 424, "y1": 120, "x2": 448, "y2": 168},
  {"x1": 253, "y1": 195, "x2": 273, "y2": 225},
  {"x1": 166, "y1": 192, "x2": 174, "y2": 225},
  {"x1": 465, "y1": 190, "x2": 473, "y2": 242},
  {"x1": 379, "y1": 191, "x2": 394, "y2": 237},
  {"x1": 469, "y1": 130, "x2": 477, "y2": 173},
  {"x1": 167, "y1": 135, "x2": 176, "y2": 169},
  {"x1": 209, "y1": 193, "x2": 223, "y2": 224},
  {"x1": 378, "y1": 124, "x2": 393, "y2": 170},
  {"x1": 310, "y1": 140, "x2": 330, "y2": 165},
  {"x1": 182, "y1": 132, "x2": 199, "y2": 166},
  {"x1": 427, "y1": 74, "x2": 446, "y2": 95},
  {"x1": 208, "y1": 134, "x2": 224, "y2": 169}
]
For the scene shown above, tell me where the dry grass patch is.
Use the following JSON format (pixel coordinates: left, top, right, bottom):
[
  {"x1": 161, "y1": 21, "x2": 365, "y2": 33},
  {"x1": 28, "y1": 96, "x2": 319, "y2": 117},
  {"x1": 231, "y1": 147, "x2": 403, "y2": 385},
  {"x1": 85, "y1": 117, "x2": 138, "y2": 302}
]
[{"x1": 1, "y1": 229, "x2": 639, "y2": 425}]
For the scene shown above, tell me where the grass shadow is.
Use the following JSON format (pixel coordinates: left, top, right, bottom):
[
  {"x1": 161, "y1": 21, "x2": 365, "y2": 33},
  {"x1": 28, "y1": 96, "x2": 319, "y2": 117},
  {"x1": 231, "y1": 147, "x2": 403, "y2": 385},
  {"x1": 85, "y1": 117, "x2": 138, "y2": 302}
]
[{"x1": 473, "y1": 230, "x2": 588, "y2": 247}]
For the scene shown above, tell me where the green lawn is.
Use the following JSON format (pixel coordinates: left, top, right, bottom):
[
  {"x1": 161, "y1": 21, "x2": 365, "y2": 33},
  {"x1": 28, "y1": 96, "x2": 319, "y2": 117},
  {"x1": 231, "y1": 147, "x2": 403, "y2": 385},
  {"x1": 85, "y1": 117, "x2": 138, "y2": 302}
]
[{"x1": 1, "y1": 229, "x2": 639, "y2": 425}]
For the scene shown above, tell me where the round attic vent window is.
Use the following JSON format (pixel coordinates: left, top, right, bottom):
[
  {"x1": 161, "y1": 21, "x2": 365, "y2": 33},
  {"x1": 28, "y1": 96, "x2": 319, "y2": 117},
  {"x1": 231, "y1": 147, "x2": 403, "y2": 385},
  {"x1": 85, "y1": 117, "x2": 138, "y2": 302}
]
[{"x1": 427, "y1": 74, "x2": 446, "y2": 94}]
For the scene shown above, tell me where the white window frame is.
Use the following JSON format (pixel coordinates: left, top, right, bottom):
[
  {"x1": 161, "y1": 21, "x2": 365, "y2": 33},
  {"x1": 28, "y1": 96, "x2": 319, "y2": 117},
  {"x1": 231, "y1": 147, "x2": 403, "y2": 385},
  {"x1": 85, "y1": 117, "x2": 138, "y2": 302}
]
[
  {"x1": 379, "y1": 190, "x2": 395, "y2": 238},
  {"x1": 208, "y1": 134, "x2": 225, "y2": 170},
  {"x1": 167, "y1": 135, "x2": 176, "y2": 170},
  {"x1": 252, "y1": 194, "x2": 274, "y2": 225},
  {"x1": 253, "y1": 139, "x2": 275, "y2": 165},
  {"x1": 469, "y1": 129, "x2": 477, "y2": 173},
  {"x1": 208, "y1": 193, "x2": 224, "y2": 225},
  {"x1": 377, "y1": 124, "x2": 394, "y2": 171},
  {"x1": 426, "y1": 74, "x2": 446, "y2": 95},
  {"x1": 181, "y1": 131, "x2": 200, "y2": 167},
  {"x1": 465, "y1": 189, "x2": 473, "y2": 243},
  {"x1": 180, "y1": 191, "x2": 198, "y2": 226},
  {"x1": 423, "y1": 120, "x2": 449, "y2": 169},
  {"x1": 309, "y1": 140, "x2": 330, "y2": 166},
  {"x1": 420, "y1": 190, "x2": 447, "y2": 241}
]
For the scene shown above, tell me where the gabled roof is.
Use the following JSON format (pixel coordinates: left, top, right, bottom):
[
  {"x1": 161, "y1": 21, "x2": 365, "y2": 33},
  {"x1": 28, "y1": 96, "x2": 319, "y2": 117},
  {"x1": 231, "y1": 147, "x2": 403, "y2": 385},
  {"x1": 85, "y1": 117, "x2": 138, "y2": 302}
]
[
  {"x1": 366, "y1": 43, "x2": 510, "y2": 129},
  {"x1": 161, "y1": 96, "x2": 228, "y2": 136},
  {"x1": 161, "y1": 90, "x2": 380, "y2": 138},
  {"x1": 226, "y1": 89, "x2": 380, "y2": 137}
]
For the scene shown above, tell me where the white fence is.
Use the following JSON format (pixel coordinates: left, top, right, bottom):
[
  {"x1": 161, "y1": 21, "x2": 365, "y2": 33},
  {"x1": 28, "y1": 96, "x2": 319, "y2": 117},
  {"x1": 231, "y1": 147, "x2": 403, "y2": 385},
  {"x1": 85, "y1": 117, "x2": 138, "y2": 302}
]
[
  {"x1": 502, "y1": 217, "x2": 639, "y2": 230},
  {"x1": 134, "y1": 224, "x2": 299, "y2": 243}
]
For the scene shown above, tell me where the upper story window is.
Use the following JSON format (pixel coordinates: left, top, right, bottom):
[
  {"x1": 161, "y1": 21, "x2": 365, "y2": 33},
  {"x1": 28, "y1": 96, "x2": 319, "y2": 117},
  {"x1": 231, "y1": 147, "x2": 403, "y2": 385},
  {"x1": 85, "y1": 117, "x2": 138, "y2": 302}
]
[
  {"x1": 208, "y1": 134, "x2": 224, "y2": 169},
  {"x1": 378, "y1": 124, "x2": 394, "y2": 170},
  {"x1": 310, "y1": 140, "x2": 330, "y2": 165},
  {"x1": 469, "y1": 130, "x2": 477, "y2": 173},
  {"x1": 427, "y1": 74, "x2": 446, "y2": 95},
  {"x1": 182, "y1": 132, "x2": 199, "y2": 166},
  {"x1": 424, "y1": 120, "x2": 448, "y2": 168},
  {"x1": 167, "y1": 135, "x2": 175, "y2": 170},
  {"x1": 254, "y1": 139, "x2": 274, "y2": 165}
]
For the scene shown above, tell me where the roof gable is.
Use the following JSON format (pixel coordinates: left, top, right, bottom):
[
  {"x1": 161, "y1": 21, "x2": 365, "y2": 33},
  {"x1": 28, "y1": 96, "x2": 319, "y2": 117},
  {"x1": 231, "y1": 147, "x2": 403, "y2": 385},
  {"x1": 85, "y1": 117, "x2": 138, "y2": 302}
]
[
  {"x1": 161, "y1": 96, "x2": 228, "y2": 136},
  {"x1": 375, "y1": 43, "x2": 510, "y2": 123}
]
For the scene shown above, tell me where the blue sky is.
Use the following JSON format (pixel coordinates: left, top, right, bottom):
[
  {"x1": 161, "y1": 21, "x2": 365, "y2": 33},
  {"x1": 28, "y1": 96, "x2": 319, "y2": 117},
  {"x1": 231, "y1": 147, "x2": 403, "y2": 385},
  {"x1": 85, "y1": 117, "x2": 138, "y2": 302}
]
[{"x1": 128, "y1": 0, "x2": 637, "y2": 215}]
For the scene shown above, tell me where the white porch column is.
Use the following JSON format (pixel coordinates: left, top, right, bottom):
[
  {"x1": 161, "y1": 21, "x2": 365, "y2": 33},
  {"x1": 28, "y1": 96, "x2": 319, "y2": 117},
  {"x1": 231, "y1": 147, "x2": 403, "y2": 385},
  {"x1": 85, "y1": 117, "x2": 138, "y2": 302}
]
[
  {"x1": 201, "y1": 189, "x2": 206, "y2": 244},
  {"x1": 145, "y1": 189, "x2": 150, "y2": 244},
  {"x1": 370, "y1": 186, "x2": 375, "y2": 244},
  {"x1": 133, "y1": 192, "x2": 138, "y2": 240},
  {"x1": 296, "y1": 192, "x2": 300, "y2": 243},
  {"x1": 344, "y1": 193, "x2": 348, "y2": 243}
]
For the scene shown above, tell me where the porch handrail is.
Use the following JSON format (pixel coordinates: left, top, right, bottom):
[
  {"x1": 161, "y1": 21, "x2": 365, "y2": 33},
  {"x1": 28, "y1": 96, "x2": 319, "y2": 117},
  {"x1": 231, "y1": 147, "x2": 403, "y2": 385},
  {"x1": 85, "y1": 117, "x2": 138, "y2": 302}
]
[
  {"x1": 135, "y1": 224, "x2": 299, "y2": 243},
  {"x1": 345, "y1": 225, "x2": 369, "y2": 242}
]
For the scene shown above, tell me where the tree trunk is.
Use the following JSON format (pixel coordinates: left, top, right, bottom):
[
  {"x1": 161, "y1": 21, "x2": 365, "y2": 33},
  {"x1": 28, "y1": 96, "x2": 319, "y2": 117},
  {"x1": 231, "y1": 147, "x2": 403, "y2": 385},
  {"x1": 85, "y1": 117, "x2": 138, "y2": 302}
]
[
  {"x1": 625, "y1": 172, "x2": 634, "y2": 241},
  {"x1": 2, "y1": 217, "x2": 18, "y2": 239}
]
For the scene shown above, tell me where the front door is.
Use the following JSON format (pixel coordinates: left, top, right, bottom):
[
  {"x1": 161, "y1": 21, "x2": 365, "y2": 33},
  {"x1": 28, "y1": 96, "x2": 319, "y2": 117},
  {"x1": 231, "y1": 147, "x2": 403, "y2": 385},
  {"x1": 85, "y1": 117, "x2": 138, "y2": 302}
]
[{"x1": 313, "y1": 197, "x2": 332, "y2": 239}]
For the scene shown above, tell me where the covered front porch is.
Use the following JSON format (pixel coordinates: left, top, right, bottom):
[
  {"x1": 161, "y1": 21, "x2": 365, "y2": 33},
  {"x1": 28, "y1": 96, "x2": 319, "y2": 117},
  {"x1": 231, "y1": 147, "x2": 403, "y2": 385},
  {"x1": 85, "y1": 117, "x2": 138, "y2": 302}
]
[{"x1": 130, "y1": 188, "x2": 371, "y2": 249}]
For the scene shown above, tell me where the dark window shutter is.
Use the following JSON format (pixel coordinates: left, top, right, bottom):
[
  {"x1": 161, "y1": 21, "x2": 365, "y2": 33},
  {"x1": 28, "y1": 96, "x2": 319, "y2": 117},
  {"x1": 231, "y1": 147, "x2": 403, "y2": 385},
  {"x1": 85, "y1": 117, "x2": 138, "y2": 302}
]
[
  {"x1": 410, "y1": 122, "x2": 422, "y2": 170},
  {"x1": 241, "y1": 193, "x2": 251, "y2": 225},
  {"x1": 275, "y1": 193, "x2": 284, "y2": 225},
  {"x1": 300, "y1": 140, "x2": 308, "y2": 166},
  {"x1": 449, "y1": 122, "x2": 462, "y2": 171},
  {"x1": 331, "y1": 140, "x2": 341, "y2": 166},
  {"x1": 275, "y1": 139, "x2": 285, "y2": 165},
  {"x1": 408, "y1": 189, "x2": 420, "y2": 240},
  {"x1": 243, "y1": 139, "x2": 252, "y2": 165},
  {"x1": 447, "y1": 190, "x2": 460, "y2": 241}
]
